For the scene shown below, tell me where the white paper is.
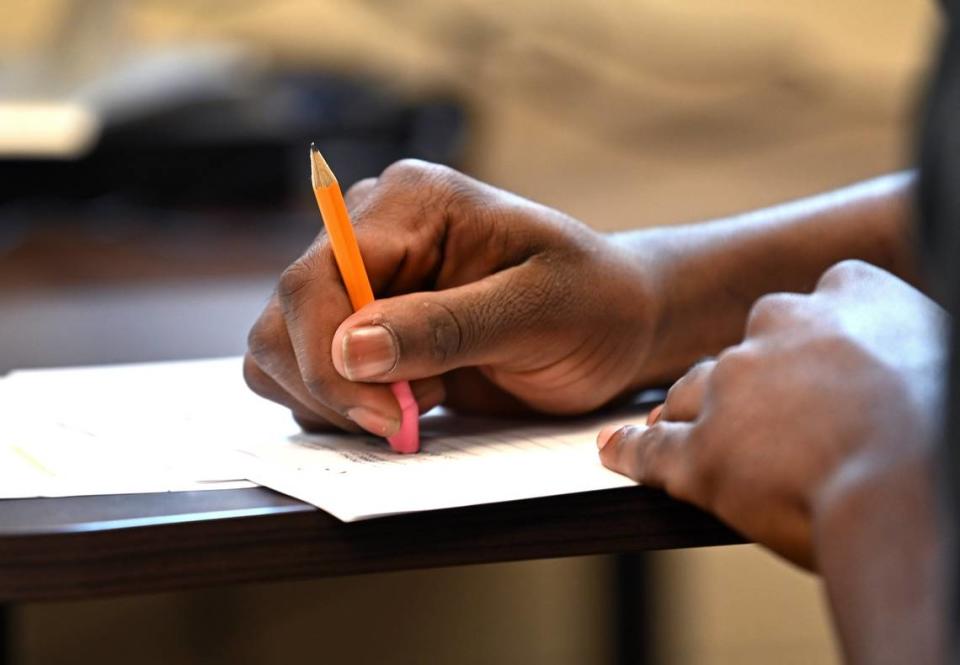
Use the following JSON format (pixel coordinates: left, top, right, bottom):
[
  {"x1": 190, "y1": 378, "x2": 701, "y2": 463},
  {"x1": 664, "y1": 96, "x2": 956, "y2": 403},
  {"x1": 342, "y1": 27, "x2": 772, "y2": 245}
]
[
  {"x1": 1, "y1": 357, "x2": 645, "y2": 520},
  {"x1": 0, "y1": 358, "x2": 267, "y2": 498},
  {"x1": 238, "y1": 408, "x2": 641, "y2": 522}
]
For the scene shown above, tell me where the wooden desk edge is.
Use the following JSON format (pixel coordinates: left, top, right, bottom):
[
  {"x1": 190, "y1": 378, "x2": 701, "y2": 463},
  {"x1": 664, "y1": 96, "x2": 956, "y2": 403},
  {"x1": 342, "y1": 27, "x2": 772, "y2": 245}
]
[{"x1": 0, "y1": 487, "x2": 744, "y2": 602}]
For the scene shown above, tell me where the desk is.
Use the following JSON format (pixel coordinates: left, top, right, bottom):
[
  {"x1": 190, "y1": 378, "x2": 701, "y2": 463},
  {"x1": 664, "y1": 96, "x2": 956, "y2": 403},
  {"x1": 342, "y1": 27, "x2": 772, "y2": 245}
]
[{"x1": 0, "y1": 486, "x2": 740, "y2": 603}]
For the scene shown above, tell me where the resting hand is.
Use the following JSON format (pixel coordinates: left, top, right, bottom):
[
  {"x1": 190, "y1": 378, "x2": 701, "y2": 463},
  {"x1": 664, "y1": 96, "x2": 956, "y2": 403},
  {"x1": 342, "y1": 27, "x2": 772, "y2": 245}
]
[{"x1": 599, "y1": 260, "x2": 947, "y2": 569}]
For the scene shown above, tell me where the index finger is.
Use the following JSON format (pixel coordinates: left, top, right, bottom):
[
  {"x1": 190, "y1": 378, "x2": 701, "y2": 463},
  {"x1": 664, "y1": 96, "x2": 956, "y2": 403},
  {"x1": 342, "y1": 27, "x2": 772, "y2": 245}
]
[
  {"x1": 276, "y1": 241, "x2": 405, "y2": 434},
  {"x1": 598, "y1": 421, "x2": 694, "y2": 494},
  {"x1": 273, "y1": 169, "x2": 452, "y2": 431}
]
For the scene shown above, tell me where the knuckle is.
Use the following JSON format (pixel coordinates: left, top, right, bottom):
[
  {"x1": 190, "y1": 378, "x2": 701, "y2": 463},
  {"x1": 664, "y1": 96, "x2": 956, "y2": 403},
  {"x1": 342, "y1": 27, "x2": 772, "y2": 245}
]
[
  {"x1": 422, "y1": 301, "x2": 466, "y2": 365},
  {"x1": 242, "y1": 355, "x2": 273, "y2": 397},
  {"x1": 663, "y1": 379, "x2": 691, "y2": 416},
  {"x1": 709, "y1": 345, "x2": 757, "y2": 390},
  {"x1": 246, "y1": 315, "x2": 281, "y2": 366},
  {"x1": 345, "y1": 177, "x2": 377, "y2": 200},
  {"x1": 667, "y1": 359, "x2": 711, "y2": 403},
  {"x1": 301, "y1": 373, "x2": 332, "y2": 402},
  {"x1": 382, "y1": 159, "x2": 437, "y2": 185},
  {"x1": 277, "y1": 260, "x2": 315, "y2": 304},
  {"x1": 382, "y1": 159, "x2": 463, "y2": 199},
  {"x1": 816, "y1": 259, "x2": 873, "y2": 290},
  {"x1": 745, "y1": 292, "x2": 796, "y2": 335}
]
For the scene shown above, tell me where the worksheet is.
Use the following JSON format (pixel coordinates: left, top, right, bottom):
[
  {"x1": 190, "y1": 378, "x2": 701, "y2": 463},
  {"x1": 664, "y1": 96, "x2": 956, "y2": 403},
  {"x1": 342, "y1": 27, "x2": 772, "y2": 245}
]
[
  {"x1": 0, "y1": 357, "x2": 647, "y2": 520},
  {"x1": 238, "y1": 407, "x2": 643, "y2": 522}
]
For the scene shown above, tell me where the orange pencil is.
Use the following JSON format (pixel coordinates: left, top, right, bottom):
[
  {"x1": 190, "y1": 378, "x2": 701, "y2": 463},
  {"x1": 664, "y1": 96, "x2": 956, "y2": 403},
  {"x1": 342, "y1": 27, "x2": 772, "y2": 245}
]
[{"x1": 309, "y1": 145, "x2": 419, "y2": 453}]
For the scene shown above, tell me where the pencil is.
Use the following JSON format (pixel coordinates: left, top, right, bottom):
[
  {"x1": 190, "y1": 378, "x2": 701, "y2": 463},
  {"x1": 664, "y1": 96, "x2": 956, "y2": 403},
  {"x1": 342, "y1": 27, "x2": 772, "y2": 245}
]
[{"x1": 310, "y1": 145, "x2": 420, "y2": 454}]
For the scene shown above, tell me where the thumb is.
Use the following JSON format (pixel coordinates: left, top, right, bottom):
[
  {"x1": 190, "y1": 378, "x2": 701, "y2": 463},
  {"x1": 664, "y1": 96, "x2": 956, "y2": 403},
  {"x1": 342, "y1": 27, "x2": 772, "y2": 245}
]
[{"x1": 332, "y1": 265, "x2": 553, "y2": 382}]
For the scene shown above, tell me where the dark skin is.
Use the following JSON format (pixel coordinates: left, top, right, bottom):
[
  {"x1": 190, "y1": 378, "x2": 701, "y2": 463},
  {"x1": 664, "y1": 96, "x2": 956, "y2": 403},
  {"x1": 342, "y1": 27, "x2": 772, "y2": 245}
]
[
  {"x1": 599, "y1": 260, "x2": 946, "y2": 663},
  {"x1": 245, "y1": 162, "x2": 943, "y2": 662}
]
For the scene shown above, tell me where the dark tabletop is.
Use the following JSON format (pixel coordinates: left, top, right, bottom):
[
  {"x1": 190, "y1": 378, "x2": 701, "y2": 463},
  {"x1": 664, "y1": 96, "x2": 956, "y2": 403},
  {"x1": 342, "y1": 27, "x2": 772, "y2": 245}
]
[{"x1": 0, "y1": 486, "x2": 742, "y2": 602}]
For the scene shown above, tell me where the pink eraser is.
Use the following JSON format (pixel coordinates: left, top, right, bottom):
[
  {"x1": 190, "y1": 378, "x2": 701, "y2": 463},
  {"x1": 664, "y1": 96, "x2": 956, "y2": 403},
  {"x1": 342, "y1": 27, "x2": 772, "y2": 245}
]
[{"x1": 387, "y1": 381, "x2": 420, "y2": 454}]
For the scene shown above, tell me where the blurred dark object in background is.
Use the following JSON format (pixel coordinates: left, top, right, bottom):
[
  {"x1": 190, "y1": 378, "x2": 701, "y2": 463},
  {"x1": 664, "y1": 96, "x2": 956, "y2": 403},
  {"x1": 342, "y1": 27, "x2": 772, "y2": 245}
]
[
  {"x1": 0, "y1": 49, "x2": 467, "y2": 288},
  {"x1": 0, "y1": 73, "x2": 466, "y2": 210}
]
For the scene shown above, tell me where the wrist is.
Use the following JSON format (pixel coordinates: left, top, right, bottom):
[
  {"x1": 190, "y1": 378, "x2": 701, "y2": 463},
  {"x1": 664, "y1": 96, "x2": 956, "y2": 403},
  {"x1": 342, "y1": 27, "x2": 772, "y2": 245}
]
[
  {"x1": 812, "y1": 452, "x2": 943, "y2": 663},
  {"x1": 609, "y1": 175, "x2": 918, "y2": 392},
  {"x1": 610, "y1": 224, "x2": 750, "y2": 387}
]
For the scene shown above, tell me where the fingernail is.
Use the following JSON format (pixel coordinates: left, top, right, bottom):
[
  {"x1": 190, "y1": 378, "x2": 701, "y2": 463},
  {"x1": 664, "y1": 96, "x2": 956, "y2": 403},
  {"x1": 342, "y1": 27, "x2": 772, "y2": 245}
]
[
  {"x1": 342, "y1": 325, "x2": 398, "y2": 380},
  {"x1": 647, "y1": 404, "x2": 664, "y2": 426},
  {"x1": 347, "y1": 406, "x2": 401, "y2": 437},
  {"x1": 597, "y1": 425, "x2": 621, "y2": 450}
]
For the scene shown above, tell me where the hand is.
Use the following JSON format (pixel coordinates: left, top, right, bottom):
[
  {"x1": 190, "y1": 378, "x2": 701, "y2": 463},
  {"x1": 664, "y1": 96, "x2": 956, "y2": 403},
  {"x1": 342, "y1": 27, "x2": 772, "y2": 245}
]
[
  {"x1": 599, "y1": 260, "x2": 947, "y2": 569},
  {"x1": 244, "y1": 160, "x2": 660, "y2": 437}
]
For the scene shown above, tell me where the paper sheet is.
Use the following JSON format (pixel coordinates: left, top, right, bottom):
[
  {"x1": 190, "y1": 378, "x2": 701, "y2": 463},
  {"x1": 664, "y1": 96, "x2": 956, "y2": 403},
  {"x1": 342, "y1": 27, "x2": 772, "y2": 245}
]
[
  {"x1": 0, "y1": 358, "x2": 266, "y2": 498},
  {"x1": 238, "y1": 408, "x2": 641, "y2": 522},
  {"x1": 1, "y1": 357, "x2": 645, "y2": 520}
]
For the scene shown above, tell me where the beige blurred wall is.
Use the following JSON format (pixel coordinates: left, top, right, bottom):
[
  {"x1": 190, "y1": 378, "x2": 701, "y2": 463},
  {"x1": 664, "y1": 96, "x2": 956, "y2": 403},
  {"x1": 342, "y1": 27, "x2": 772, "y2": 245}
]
[
  {"x1": 2, "y1": 1, "x2": 941, "y2": 663},
  {"x1": 651, "y1": 546, "x2": 838, "y2": 664},
  {"x1": 17, "y1": 558, "x2": 615, "y2": 665},
  {"x1": 1, "y1": 0, "x2": 931, "y2": 220}
]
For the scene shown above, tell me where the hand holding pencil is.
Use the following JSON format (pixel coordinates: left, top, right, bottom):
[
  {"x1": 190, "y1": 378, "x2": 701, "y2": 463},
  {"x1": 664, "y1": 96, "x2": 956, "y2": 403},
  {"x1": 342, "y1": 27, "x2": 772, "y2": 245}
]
[{"x1": 244, "y1": 158, "x2": 658, "y2": 446}]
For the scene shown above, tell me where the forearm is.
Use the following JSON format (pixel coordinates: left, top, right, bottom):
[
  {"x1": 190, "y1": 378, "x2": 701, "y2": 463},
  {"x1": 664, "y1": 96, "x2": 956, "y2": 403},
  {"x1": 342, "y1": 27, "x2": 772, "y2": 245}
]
[
  {"x1": 815, "y1": 455, "x2": 944, "y2": 664},
  {"x1": 615, "y1": 172, "x2": 918, "y2": 384}
]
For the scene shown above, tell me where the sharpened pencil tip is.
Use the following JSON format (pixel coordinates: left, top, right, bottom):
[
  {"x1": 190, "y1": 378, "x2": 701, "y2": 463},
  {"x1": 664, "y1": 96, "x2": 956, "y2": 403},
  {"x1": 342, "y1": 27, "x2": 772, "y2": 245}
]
[{"x1": 309, "y1": 145, "x2": 336, "y2": 188}]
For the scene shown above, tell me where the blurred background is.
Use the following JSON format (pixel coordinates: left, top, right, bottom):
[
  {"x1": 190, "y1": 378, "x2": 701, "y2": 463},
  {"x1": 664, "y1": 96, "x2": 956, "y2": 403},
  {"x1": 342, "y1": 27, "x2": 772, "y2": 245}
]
[{"x1": 0, "y1": 0, "x2": 940, "y2": 663}]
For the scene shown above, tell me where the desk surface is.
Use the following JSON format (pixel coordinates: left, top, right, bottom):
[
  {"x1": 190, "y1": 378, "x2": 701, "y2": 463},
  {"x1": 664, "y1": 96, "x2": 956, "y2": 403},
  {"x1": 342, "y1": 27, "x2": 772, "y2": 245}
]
[{"x1": 0, "y1": 487, "x2": 741, "y2": 602}]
